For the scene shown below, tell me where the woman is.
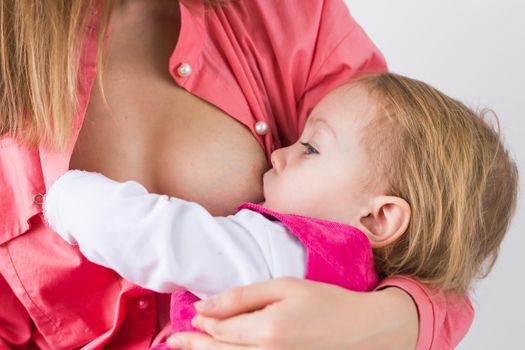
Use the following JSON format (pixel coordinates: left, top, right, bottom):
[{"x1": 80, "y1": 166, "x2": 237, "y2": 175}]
[{"x1": 0, "y1": 0, "x2": 472, "y2": 349}]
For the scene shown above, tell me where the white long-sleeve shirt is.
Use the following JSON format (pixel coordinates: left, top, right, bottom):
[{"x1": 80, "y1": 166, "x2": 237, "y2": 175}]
[{"x1": 43, "y1": 170, "x2": 306, "y2": 299}]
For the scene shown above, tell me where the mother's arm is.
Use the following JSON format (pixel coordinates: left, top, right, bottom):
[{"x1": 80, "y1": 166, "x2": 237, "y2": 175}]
[
  {"x1": 167, "y1": 277, "x2": 473, "y2": 350},
  {"x1": 167, "y1": 278, "x2": 418, "y2": 350}
]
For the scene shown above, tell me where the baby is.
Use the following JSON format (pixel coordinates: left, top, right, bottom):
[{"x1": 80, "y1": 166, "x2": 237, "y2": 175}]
[{"x1": 43, "y1": 72, "x2": 518, "y2": 340}]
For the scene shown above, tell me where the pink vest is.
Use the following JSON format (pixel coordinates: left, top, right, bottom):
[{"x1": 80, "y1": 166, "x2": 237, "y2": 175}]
[{"x1": 166, "y1": 203, "x2": 377, "y2": 338}]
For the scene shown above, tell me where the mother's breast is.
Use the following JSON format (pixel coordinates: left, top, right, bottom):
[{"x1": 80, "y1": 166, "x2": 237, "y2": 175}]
[
  {"x1": 152, "y1": 93, "x2": 269, "y2": 216},
  {"x1": 71, "y1": 82, "x2": 268, "y2": 217}
]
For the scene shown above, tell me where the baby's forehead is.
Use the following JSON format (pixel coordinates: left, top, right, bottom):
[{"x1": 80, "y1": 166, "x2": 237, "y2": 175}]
[
  {"x1": 313, "y1": 83, "x2": 379, "y2": 125},
  {"x1": 320, "y1": 82, "x2": 377, "y2": 110},
  {"x1": 305, "y1": 93, "x2": 380, "y2": 151}
]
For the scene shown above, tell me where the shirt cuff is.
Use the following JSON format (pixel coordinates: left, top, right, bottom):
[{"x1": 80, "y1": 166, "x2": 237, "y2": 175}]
[
  {"x1": 43, "y1": 170, "x2": 91, "y2": 244},
  {"x1": 375, "y1": 276, "x2": 434, "y2": 350}
]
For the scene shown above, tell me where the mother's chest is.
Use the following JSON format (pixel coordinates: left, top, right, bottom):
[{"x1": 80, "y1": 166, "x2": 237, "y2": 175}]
[{"x1": 77, "y1": 24, "x2": 272, "y2": 215}]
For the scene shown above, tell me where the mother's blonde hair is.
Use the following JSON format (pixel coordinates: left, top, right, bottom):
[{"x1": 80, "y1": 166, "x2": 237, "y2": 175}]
[
  {"x1": 0, "y1": 0, "x2": 224, "y2": 149},
  {"x1": 358, "y1": 73, "x2": 518, "y2": 293}
]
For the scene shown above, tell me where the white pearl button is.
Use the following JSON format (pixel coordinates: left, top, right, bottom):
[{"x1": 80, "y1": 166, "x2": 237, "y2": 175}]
[
  {"x1": 254, "y1": 121, "x2": 269, "y2": 135},
  {"x1": 176, "y1": 63, "x2": 192, "y2": 77}
]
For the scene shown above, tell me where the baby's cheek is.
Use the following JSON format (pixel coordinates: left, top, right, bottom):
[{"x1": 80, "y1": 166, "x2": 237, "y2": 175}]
[{"x1": 267, "y1": 190, "x2": 294, "y2": 213}]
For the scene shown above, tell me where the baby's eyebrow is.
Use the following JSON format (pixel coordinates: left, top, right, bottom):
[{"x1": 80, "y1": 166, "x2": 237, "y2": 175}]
[{"x1": 311, "y1": 117, "x2": 337, "y2": 140}]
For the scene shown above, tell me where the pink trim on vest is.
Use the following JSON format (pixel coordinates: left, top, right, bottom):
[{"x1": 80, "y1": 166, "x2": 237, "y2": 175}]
[{"x1": 240, "y1": 203, "x2": 377, "y2": 291}]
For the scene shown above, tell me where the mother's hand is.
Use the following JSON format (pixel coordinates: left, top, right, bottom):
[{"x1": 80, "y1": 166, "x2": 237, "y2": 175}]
[{"x1": 167, "y1": 277, "x2": 418, "y2": 350}]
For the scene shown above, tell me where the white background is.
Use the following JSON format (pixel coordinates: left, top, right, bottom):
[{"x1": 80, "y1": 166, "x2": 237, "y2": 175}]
[{"x1": 345, "y1": 1, "x2": 525, "y2": 349}]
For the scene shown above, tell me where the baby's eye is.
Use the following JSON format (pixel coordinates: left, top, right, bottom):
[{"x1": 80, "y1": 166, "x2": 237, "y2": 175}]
[{"x1": 300, "y1": 142, "x2": 319, "y2": 155}]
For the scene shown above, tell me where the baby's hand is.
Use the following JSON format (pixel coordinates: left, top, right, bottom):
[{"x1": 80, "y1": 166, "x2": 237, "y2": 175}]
[{"x1": 43, "y1": 170, "x2": 105, "y2": 244}]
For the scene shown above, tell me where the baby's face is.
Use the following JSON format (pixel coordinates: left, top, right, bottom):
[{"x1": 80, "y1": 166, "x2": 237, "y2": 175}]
[{"x1": 263, "y1": 84, "x2": 385, "y2": 226}]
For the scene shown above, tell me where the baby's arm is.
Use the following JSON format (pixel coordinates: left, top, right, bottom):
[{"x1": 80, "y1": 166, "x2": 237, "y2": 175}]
[{"x1": 43, "y1": 170, "x2": 305, "y2": 299}]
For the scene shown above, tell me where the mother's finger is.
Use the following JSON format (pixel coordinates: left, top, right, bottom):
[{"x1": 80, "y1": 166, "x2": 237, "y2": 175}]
[
  {"x1": 191, "y1": 307, "x2": 282, "y2": 346},
  {"x1": 194, "y1": 277, "x2": 304, "y2": 318},
  {"x1": 167, "y1": 332, "x2": 258, "y2": 350}
]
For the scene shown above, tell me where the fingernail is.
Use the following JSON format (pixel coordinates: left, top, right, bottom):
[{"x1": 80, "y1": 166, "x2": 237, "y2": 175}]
[
  {"x1": 194, "y1": 300, "x2": 205, "y2": 312},
  {"x1": 167, "y1": 336, "x2": 182, "y2": 348},
  {"x1": 190, "y1": 315, "x2": 200, "y2": 327}
]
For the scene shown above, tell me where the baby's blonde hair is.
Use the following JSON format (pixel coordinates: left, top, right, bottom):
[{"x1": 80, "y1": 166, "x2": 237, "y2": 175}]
[{"x1": 357, "y1": 73, "x2": 518, "y2": 293}]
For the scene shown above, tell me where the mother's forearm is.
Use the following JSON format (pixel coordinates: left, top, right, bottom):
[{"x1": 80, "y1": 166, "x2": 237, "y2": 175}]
[{"x1": 168, "y1": 278, "x2": 418, "y2": 350}]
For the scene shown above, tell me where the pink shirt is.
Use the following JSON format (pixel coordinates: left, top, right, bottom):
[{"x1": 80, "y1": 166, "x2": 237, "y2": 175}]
[{"x1": 0, "y1": 0, "x2": 473, "y2": 349}]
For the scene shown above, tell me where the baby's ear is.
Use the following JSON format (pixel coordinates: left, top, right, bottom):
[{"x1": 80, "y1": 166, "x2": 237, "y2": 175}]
[{"x1": 358, "y1": 196, "x2": 411, "y2": 248}]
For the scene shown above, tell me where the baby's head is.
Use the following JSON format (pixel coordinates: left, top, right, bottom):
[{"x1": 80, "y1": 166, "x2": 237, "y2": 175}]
[{"x1": 263, "y1": 72, "x2": 518, "y2": 292}]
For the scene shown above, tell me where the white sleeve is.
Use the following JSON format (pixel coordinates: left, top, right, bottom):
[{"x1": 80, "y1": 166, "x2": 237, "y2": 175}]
[{"x1": 43, "y1": 170, "x2": 306, "y2": 299}]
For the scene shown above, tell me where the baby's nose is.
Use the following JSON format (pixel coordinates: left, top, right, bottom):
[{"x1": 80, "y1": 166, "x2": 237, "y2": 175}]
[{"x1": 270, "y1": 149, "x2": 284, "y2": 173}]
